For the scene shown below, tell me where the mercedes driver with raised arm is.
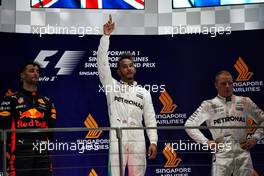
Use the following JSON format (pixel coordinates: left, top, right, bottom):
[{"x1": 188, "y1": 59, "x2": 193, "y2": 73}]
[{"x1": 96, "y1": 15, "x2": 158, "y2": 176}]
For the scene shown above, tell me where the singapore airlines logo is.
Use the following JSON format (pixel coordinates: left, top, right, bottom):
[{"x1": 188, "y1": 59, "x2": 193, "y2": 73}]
[
  {"x1": 84, "y1": 114, "x2": 102, "y2": 138},
  {"x1": 234, "y1": 57, "x2": 253, "y2": 81},
  {"x1": 88, "y1": 168, "x2": 98, "y2": 176},
  {"x1": 159, "y1": 90, "x2": 177, "y2": 113},
  {"x1": 163, "y1": 144, "x2": 182, "y2": 167}
]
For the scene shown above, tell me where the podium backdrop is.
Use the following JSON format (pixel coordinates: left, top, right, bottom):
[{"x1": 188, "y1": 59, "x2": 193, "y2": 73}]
[{"x1": 0, "y1": 30, "x2": 264, "y2": 176}]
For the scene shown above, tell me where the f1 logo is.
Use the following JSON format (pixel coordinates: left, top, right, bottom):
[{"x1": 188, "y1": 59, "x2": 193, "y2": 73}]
[{"x1": 34, "y1": 50, "x2": 85, "y2": 75}]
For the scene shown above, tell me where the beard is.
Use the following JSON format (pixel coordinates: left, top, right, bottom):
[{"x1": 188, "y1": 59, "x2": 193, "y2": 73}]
[
  {"x1": 120, "y1": 71, "x2": 134, "y2": 80},
  {"x1": 27, "y1": 78, "x2": 39, "y2": 86},
  {"x1": 126, "y1": 75, "x2": 134, "y2": 80}
]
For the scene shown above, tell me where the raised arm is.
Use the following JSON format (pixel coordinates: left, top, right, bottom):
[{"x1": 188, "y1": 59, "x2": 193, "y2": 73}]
[{"x1": 97, "y1": 15, "x2": 115, "y2": 87}]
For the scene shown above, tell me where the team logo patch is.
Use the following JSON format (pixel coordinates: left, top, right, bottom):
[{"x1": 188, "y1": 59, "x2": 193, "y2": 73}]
[
  {"x1": 18, "y1": 97, "x2": 24, "y2": 104},
  {"x1": 136, "y1": 92, "x2": 144, "y2": 99},
  {"x1": 38, "y1": 98, "x2": 46, "y2": 104}
]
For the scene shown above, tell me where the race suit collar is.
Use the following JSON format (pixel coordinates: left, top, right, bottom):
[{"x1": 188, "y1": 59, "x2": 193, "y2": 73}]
[
  {"x1": 120, "y1": 80, "x2": 137, "y2": 86},
  {"x1": 217, "y1": 94, "x2": 233, "y2": 102},
  {"x1": 21, "y1": 88, "x2": 38, "y2": 97}
]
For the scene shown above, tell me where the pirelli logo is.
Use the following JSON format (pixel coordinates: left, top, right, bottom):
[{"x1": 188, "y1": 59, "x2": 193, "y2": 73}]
[
  {"x1": 84, "y1": 114, "x2": 102, "y2": 138},
  {"x1": 234, "y1": 57, "x2": 253, "y2": 81},
  {"x1": 0, "y1": 111, "x2": 11, "y2": 116},
  {"x1": 163, "y1": 144, "x2": 182, "y2": 168},
  {"x1": 88, "y1": 168, "x2": 98, "y2": 176},
  {"x1": 159, "y1": 90, "x2": 177, "y2": 113}
]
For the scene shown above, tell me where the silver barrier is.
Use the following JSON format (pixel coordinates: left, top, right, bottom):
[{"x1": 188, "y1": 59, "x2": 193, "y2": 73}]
[{"x1": 1, "y1": 126, "x2": 264, "y2": 176}]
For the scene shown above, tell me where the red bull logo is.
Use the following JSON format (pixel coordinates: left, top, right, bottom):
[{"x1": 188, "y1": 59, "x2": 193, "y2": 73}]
[{"x1": 19, "y1": 108, "x2": 44, "y2": 119}]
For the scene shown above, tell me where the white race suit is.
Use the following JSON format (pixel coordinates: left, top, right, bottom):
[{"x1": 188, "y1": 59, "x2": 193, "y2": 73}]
[
  {"x1": 185, "y1": 95, "x2": 264, "y2": 176},
  {"x1": 96, "y1": 35, "x2": 158, "y2": 176}
]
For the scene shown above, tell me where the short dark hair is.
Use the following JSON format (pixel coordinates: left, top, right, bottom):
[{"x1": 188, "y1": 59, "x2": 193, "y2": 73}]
[
  {"x1": 117, "y1": 54, "x2": 134, "y2": 69},
  {"x1": 19, "y1": 61, "x2": 41, "y2": 74},
  {"x1": 215, "y1": 70, "x2": 232, "y2": 82}
]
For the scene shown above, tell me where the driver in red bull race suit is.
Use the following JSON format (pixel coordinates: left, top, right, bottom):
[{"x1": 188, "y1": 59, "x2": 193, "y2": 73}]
[{"x1": 0, "y1": 61, "x2": 56, "y2": 176}]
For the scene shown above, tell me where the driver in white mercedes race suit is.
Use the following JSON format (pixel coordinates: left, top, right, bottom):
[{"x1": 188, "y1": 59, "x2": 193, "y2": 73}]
[
  {"x1": 96, "y1": 15, "x2": 158, "y2": 176},
  {"x1": 185, "y1": 70, "x2": 264, "y2": 176}
]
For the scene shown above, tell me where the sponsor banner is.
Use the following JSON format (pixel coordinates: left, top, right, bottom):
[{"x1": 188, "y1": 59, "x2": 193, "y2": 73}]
[
  {"x1": 156, "y1": 90, "x2": 187, "y2": 125},
  {"x1": 154, "y1": 144, "x2": 192, "y2": 176},
  {"x1": 80, "y1": 50, "x2": 156, "y2": 76},
  {"x1": 233, "y1": 57, "x2": 263, "y2": 93},
  {"x1": 83, "y1": 113, "x2": 109, "y2": 151}
]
